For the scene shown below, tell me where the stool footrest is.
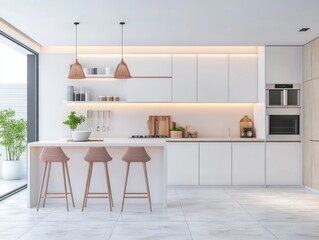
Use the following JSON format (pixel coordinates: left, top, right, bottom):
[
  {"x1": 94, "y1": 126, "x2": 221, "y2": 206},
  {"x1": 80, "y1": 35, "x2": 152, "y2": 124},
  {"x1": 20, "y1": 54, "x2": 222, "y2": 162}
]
[
  {"x1": 87, "y1": 196, "x2": 110, "y2": 199},
  {"x1": 125, "y1": 192, "x2": 148, "y2": 195},
  {"x1": 125, "y1": 196, "x2": 148, "y2": 198},
  {"x1": 87, "y1": 192, "x2": 110, "y2": 195},
  {"x1": 45, "y1": 192, "x2": 72, "y2": 195},
  {"x1": 41, "y1": 196, "x2": 68, "y2": 199}
]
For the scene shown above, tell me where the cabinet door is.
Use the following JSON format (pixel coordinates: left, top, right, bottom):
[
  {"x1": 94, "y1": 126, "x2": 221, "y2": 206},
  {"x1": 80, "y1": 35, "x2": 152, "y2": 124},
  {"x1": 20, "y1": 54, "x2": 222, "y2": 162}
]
[
  {"x1": 232, "y1": 142, "x2": 265, "y2": 185},
  {"x1": 303, "y1": 42, "x2": 313, "y2": 82},
  {"x1": 265, "y1": 46, "x2": 302, "y2": 84},
  {"x1": 312, "y1": 39, "x2": 319, "y2": 80},
  {"x1": 198, "y1": 54, "x2": 228, "y2": 102},
  {"x1": 266, "y1": 142, "x2": 302, "y2": 185},
  {"x1": 172, "y1": 54, "x2": 197, "y2": 102},
  {"x1": 229, "y1": 54, "x2": 258, "y2": 102},
  {"x1": 127, "y1": 78, "x2": 172, "y2": 102},
  {"x1": 200, "y1": 143, "x2": 231, "y2": 185},
  {"x1": 167, "y1": 143, "x2": 199, "y2": 185},
  {"x1": 125, "y1": 54, "x2": 171, "y2": 77}
]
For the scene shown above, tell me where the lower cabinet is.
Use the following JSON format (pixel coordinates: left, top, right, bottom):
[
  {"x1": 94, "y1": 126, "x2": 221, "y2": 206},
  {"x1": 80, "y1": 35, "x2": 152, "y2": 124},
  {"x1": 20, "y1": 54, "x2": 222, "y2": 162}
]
[
  {"x1": 167, "y1": 143, "x2": 199, "y2": 185},
  {"x1": 266, "y1": 142, "x2": 302, "y2": 185},
  {"x1": 200, "y1": 143, "x2": 231, "y2": 185},
  {"x1": 167, "y1": 141, "x2": 301, "y2": 186},
  {"x1": 232, "y1": 142, "x2": 265, "y2": 185}
]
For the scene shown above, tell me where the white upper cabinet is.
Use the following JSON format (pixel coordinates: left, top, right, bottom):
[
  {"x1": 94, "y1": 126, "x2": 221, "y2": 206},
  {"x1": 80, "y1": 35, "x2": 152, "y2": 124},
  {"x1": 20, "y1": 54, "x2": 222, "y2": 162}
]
[
  {"x1": 172, "y1": 54, "x2": 197, "y2": 102},
  {"x1": 126, "y1": 54, "x2": 172, "y2": 102},
  {"x1": 127, "y1": 78, "x2": 172, "y2": 102},
  {"x1": 229, "y1": 54, "x2": 258, "y2": 102},
  {"x1": 125, "y1": 54, "x2": 172, "y2": 77},
  {"x1": 198, "y1": 54, "x2": 229, "y2": 102},
  {"x1": 266, "y1": 46, "x2": 302, "y2": 84}
]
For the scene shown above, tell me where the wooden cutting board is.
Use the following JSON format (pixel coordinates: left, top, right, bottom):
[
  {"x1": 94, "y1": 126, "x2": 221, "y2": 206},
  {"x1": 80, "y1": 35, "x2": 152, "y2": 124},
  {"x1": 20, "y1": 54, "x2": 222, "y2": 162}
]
[{"x1": 148, "y1": 116, "x2": 171, "y2": 136}]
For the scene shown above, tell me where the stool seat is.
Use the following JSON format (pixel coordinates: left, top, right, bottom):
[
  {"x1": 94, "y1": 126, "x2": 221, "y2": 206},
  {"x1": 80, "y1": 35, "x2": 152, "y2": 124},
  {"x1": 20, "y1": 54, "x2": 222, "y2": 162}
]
[
  {"x1": 84, "y1": 147, "x2": 113, "y2": 162},
  {"x1": 40, "y1": 147, "x2": 69, "y2": 162},
  {"x1": 122, "y1": 147, "x2": 151, "y2": 162}
]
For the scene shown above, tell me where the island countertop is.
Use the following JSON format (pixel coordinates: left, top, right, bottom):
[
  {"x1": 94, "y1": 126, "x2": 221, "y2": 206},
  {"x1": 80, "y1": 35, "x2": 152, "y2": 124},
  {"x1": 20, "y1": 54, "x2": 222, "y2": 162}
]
[{"x1": 28, "y1": 137, "x2": 266, "y2": 147}]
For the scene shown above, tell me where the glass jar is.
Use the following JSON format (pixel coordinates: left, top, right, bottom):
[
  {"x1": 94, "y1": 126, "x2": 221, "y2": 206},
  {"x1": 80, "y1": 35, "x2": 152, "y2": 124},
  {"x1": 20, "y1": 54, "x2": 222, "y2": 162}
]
[{"x1": 239, "y1": 115, "x2": 253, "y2": 138}]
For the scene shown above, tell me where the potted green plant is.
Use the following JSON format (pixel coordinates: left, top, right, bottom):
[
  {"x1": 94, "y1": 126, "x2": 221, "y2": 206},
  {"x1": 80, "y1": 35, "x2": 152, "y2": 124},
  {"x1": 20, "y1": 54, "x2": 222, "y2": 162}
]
[
  {"x1": 170, "y1": 126, "x2": 184, "y2": 138},
  {"x1": 63, "y1": 111, "x2": 90, "y2": 141},
  {"x1": 0, "y1": 109, "x2": 27, "y2": 180}
]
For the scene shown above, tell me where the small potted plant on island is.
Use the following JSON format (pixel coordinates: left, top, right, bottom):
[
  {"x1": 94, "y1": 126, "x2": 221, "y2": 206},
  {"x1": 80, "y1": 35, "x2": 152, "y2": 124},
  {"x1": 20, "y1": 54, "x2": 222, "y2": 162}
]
[
  {"x1": 0, "y1": 109, "x2": 27, "y2": 180},
  {"x1": 63, "y1": 111, "x2": 91, "y2": 141},
  {"x1": 170, "y1": 126, "x2": 184, "y2": 138}
]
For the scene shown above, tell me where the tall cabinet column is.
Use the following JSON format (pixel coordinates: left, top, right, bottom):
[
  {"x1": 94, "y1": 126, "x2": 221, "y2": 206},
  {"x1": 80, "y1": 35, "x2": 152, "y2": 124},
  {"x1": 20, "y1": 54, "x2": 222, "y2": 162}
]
[{"x1": 303, "y1": 38, "x2": 319, "y2": 190}]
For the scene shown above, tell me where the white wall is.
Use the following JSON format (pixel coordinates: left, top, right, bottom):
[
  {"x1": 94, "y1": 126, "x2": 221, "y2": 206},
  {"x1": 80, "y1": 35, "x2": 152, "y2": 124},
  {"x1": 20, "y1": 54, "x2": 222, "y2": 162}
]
[{"x1": 39, "y1": 53, "x2": 255, "y2": 140}]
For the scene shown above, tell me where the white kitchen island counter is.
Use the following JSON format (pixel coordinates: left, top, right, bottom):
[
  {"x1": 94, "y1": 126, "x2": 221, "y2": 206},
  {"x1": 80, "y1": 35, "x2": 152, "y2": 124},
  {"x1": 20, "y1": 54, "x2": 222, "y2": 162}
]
[{"x1": 28, "y1": 138, "x2": 167, "y2": 208}]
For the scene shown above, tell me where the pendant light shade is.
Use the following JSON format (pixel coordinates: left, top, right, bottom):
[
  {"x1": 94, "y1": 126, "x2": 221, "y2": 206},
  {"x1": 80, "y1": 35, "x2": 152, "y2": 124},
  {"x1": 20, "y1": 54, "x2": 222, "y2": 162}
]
[
  {"x1": 68, "y1": 22, "x2": 86, "y2": 79},
  {"x1": 114, "y1": 22, "x2": 131, "y2": 79}
]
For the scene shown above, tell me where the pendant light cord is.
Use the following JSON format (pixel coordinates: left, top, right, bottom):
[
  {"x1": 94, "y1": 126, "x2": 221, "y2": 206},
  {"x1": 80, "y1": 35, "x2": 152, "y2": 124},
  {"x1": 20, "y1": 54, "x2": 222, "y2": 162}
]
[
  {"x1": 74, "y1": 22, "x2": 79, "y2": 60},
  {"x1": 75, "y1": 23, "x2": 78, "y2": 60},
  {"x1": 119, "y1": 22, "x2": 126, "y2": 60},
  {"x1": 121, "y1": 23, "x2": 124, "y2": 60}
]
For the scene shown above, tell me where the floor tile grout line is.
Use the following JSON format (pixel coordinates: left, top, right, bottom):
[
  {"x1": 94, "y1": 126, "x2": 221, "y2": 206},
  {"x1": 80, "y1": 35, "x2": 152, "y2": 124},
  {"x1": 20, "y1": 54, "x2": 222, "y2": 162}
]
[
  {"x1": 175, "y1": 188, "x2": 194, "y2": 240},
  {"x1": 106, "y1": 211, "x2": 121, "y2": 240},
  {"x1": 15, "y1": 221, "x2": 41, "y2": 240},
  {"x1": 229, "y1": 190, "x2": 281, "y2": 240}
]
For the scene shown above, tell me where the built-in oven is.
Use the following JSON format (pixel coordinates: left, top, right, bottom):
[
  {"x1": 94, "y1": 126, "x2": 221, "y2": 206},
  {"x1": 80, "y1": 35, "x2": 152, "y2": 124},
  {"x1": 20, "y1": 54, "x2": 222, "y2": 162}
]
[
  {"x1": 266, "y1": 84, "x2": 300, "y2": 107},
  {"x1": 266, "y1": 108, "x2": 301, "y2": 141}
]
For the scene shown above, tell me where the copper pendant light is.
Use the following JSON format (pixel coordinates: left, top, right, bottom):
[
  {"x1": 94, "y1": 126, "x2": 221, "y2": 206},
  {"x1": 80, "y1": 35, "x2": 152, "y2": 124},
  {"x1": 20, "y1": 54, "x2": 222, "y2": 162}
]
[
  {"x1": 68, "y1": 22, "x2": 86, "y2": 79},
  {"x1": 114, "y1": 22, "x2": 131, "y2": 79}
]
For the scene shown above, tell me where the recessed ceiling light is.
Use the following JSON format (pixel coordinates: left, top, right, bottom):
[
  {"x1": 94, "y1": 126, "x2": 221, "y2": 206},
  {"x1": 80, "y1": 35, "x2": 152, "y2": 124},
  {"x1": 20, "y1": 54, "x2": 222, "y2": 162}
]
[{"x1": 299, "y1": 28, "x2": 310, "y2": 32}]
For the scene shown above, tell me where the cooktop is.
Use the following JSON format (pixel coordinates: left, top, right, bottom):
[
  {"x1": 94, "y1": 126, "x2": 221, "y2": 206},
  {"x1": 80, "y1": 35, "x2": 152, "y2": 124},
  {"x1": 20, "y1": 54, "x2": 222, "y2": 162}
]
[{"x1": 131, "y1": 135, "x2": 168, "y2": 138}]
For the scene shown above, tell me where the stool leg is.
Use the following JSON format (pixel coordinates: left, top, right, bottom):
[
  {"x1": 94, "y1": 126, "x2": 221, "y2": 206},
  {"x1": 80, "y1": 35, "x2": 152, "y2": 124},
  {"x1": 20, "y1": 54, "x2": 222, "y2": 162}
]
[
  {"x1": 43, "y1": 162, "x2": 51, "y2": 207},
  {"x1": 62, "y1": 162, "x2": 69, "y2": 211},
  {"x1": 65, "y1": 162, "x2": 75, "y2": 208},
  {"x1": 104, "y1": 162, "x2": 113, "y2": 211},
  {"x1": 121, "y1": 162, "x2": 130, "y2": 212},
  {"x1": 143, "y1": 162, "x2": 152, "y2": 212},
  {"x1": 37, "y1": 162, "x2": 48, "y2": 211},
  {"x1": 85, "y1": 162, "x2": 93, "y2": 208},
  {"x1": 82, "y1": 162, "x2": 92, "y2": 212}
]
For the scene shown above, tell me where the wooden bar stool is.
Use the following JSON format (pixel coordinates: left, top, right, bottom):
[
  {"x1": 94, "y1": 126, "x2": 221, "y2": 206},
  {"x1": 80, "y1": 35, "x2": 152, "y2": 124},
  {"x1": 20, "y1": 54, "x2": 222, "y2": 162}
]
[
  {"x1": 82, "y1": 147, "x2": 113, "y2": 211},
  {"x1": 37, "y1": 147, "x2": 75, "y2": 211},
  {"x1": 121, "y1": 147, "x2": 152, "y2": 211}
]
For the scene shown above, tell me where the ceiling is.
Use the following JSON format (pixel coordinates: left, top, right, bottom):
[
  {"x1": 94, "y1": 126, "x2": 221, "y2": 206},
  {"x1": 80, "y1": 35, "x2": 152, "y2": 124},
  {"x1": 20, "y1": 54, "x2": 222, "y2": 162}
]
[{"x1": 0, "y1": 0, "x2": 318, "y2": 46}]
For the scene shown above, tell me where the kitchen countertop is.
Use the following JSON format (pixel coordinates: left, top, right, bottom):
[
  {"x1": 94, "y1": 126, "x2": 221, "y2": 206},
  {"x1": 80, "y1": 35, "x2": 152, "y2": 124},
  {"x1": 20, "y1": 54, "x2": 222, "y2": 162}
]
[
  {"x1": 28, "y1": 138, "x2": 167, "y2": 147},
  {"x1": 29, "y1": 138, "x2": 266, "y2": 147},
  {"x1": 167, "y1": 137, "x2": 265, "y2": 142}
]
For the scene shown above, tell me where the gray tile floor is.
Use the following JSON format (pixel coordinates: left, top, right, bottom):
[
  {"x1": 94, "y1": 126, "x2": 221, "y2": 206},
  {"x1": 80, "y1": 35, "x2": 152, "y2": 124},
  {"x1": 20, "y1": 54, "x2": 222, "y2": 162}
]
[{"x1": 1, "y1": 187, "x2": 319, "y2": 240}]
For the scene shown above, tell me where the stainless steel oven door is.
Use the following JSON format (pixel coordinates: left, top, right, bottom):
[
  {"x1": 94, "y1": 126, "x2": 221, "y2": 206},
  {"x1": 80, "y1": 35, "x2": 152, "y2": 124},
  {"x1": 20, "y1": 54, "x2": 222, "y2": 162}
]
[
  {"x1": 266, "y1": 84, "x2": 300, "y2": 107},
  {"x1": 266, "y1": 108, "x2": 301, "y2": 141}
]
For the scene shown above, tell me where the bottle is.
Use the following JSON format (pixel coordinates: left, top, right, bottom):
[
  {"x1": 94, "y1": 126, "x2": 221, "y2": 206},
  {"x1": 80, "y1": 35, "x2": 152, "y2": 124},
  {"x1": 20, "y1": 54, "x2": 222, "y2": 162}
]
[
  {"x1": 85, "y1": 91, "x2": 89, "y2": 101},
  {"x1": 67, "y1": 86, "x2": 74, "y2": 101},
  {"x1": 239, "y1": 115, "x2": 253, "y2": 138},
  {"x1": 79, "y1": 87, "x2": 85, "y2": 101},
  {"x1": 73, "y1": 91, "x2": 80, "y2": 101}
]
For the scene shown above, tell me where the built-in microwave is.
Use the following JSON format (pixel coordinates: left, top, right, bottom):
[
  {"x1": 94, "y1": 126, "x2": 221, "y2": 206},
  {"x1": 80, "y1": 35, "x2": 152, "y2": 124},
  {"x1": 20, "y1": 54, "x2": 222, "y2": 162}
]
[
  {"x1": 266, "y1": 84, "x2": 300, "y2": 107},
  {"x1": 266, "y1": 108, "x2": 301, "y2": 141}
]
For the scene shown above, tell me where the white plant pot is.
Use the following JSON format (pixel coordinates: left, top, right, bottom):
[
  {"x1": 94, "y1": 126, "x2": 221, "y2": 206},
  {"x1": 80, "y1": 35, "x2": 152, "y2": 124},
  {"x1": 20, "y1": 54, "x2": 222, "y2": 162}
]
[
  {"x1": 71, "y1": 130, "x2": 91, "y2": 141},
  {"x1": 2, "y1": 160, "x2": 24, "y2": 180}
]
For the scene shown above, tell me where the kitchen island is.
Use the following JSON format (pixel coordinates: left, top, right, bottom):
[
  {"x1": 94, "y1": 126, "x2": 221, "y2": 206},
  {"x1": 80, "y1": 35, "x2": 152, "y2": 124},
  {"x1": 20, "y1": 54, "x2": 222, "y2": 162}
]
[{"x1": 27, "y1": 138, "x2": 167, "y2": 208}]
